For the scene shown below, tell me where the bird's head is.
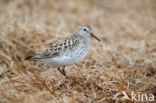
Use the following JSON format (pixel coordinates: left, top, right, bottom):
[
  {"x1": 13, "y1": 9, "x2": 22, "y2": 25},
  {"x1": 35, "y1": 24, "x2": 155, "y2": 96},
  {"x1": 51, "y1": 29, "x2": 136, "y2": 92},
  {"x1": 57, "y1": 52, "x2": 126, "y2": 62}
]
[{"x1": 76, "y1": 24, "x2": 100, "y2": 42}]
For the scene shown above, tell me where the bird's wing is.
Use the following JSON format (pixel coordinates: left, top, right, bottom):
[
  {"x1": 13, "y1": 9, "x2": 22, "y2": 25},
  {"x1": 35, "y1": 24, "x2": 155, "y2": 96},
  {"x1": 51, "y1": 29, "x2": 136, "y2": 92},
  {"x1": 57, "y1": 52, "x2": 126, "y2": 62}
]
[{"x1": 29, "y1": 34, "x2": 79, "y2": 60}]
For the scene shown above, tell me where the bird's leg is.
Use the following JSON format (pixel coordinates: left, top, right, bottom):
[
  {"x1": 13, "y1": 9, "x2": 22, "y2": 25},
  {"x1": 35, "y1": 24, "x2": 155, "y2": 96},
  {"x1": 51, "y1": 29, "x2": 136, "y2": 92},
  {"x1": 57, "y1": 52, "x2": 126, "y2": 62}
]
[
  {"x1": 62, "y1": 66, "x2": 66, "y2": 76},
  {"x1": 57, "y1": 66, "x2": 66, "y2": 77}
]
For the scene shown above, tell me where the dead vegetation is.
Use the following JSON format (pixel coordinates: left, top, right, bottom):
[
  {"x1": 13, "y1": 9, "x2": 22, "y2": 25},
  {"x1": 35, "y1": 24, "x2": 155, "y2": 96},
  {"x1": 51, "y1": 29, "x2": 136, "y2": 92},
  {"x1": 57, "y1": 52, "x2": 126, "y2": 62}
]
[{"x1": 0, "y1": 0, "x2": 156, "y2": 103}]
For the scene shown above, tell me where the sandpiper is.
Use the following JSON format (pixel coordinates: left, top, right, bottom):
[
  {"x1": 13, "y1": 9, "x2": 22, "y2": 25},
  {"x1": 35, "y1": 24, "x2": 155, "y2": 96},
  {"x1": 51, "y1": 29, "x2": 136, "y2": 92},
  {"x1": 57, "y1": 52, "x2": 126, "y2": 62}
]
[{"x1": 25, "y1": 24, "x2": 100, "y2": 77}]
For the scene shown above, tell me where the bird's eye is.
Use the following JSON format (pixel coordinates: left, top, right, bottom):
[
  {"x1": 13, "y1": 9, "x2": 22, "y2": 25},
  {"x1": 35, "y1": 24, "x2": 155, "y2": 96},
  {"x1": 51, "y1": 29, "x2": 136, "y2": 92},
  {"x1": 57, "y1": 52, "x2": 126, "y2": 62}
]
[{"x1": 83, "y1": 28, "x2": 87, "y2": 31}]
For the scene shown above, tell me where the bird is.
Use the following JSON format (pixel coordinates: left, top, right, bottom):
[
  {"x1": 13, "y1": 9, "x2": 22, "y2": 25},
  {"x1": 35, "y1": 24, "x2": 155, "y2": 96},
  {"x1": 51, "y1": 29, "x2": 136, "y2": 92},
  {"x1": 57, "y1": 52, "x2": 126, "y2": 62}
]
[{"x1": 25, "y1": 24, "x2": 100, "y2": 77}]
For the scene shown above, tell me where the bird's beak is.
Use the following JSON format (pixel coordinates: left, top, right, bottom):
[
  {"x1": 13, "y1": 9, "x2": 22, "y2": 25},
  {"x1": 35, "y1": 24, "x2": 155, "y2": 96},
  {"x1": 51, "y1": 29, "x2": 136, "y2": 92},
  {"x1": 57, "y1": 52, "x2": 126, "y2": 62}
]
[{"x1": 90, "y1": 32, "x2": 100, "y2": 42}]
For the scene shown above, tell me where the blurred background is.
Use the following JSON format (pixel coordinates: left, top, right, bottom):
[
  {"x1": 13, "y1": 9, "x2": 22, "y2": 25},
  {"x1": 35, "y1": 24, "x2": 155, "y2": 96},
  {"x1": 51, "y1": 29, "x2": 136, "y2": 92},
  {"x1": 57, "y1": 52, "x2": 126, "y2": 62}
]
[{"x1": 0, "y1": 0, "x2": 156, "y2": 103}]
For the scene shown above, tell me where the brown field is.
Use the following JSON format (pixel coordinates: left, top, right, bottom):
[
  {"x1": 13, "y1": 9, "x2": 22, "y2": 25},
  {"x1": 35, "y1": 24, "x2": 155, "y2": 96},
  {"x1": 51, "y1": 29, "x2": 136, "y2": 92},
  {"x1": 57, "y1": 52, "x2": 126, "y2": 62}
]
[{"x1": 0, "y1": 0, "x2": 156, "y2": 103}]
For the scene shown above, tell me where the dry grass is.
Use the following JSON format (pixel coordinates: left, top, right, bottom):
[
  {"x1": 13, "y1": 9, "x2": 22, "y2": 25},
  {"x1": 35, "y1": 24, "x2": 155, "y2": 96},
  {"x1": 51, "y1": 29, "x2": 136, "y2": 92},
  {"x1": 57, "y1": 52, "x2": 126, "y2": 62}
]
[{"x1": 0, "y1": 0, "x2": 156, "y2": 103}]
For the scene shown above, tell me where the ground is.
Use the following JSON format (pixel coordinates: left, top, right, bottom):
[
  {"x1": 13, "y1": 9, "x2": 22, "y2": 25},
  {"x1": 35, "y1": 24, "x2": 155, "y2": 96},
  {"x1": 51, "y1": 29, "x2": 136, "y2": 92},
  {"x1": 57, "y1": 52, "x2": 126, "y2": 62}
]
[{"x1": 0, "y1": 0, "x2": 156, "y2": 103}]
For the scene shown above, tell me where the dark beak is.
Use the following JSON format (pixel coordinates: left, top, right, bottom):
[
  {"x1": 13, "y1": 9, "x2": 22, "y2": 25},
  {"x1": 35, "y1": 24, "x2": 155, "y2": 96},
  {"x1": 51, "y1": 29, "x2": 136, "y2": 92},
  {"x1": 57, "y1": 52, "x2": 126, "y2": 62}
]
[{"x1": 90, "y1": 32, "x2": 100, "y2": 42}]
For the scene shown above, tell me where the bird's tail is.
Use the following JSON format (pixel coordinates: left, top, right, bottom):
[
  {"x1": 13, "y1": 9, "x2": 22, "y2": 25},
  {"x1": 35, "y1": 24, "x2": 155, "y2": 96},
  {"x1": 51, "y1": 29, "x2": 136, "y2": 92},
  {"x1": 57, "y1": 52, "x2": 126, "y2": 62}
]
[
  {"x1": 25, "y1": 56, "x2": 41, "y2": 60},
  {"x1": 25, "y1": 56, "x2": 34, "y2": 60},
  {"x1": 25, "y1": 55, "x2": 45, "y2": 60}
]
